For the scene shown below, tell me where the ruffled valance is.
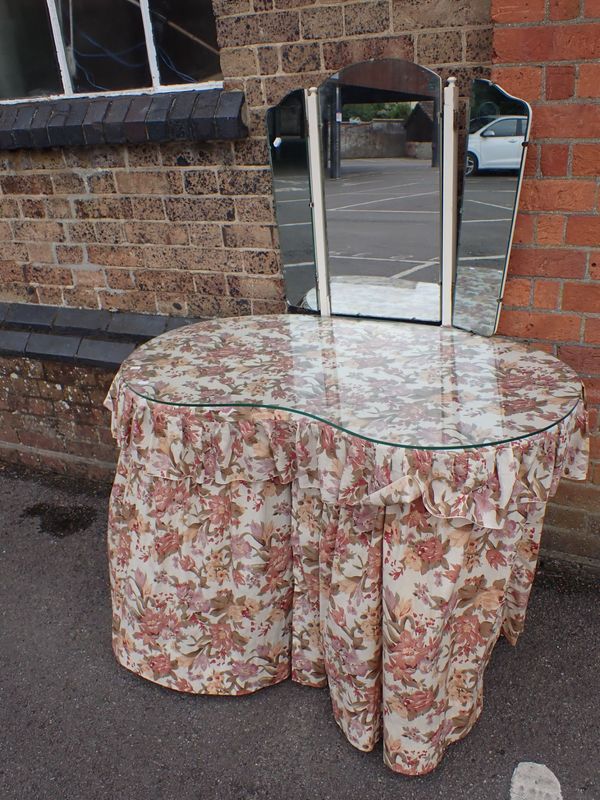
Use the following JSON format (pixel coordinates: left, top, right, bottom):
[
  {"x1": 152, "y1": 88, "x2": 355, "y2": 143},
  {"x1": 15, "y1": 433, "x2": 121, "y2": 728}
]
[{"x1": 105, "y1": 377, "x2": 588, "y2": 531}]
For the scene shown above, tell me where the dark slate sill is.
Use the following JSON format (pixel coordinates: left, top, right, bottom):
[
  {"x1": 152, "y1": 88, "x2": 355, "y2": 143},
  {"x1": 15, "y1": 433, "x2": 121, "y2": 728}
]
[
  {"x1": 0, "y1": 89, "x2": 247, "y2": 151},
  {"x1": 0, "y1": 303, "x2": 201, "y2": 369}
]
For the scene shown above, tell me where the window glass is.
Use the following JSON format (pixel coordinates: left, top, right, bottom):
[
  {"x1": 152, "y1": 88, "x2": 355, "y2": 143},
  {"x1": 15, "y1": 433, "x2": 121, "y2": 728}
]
[
  {"x1": 0, "y1": 0, "x2": 62, "y2": 100},
  {"x1": 148, "y1": 0, "x2": 222, "y2": 84},
  {"x1": 58, "y1": 0, "x2": 151, "y2": 92},
  {"x1": 485, "y1": 118, "x2": 519, "y2": 137}
]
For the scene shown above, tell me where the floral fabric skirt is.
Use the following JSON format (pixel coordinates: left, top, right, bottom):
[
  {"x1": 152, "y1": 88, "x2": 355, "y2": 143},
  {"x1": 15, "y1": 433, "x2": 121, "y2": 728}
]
[{"x1": 106, "y1": 386, "x2": 589, "y2": 776}]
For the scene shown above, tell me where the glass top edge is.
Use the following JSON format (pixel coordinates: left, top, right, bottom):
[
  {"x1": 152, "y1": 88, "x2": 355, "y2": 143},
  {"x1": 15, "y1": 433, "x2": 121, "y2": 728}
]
[{"x1": 123, "y1": 382, "x2": 582, "y2": 452}]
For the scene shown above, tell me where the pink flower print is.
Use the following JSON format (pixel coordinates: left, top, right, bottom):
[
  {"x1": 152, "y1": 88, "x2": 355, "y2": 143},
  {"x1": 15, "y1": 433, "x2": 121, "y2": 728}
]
[
  {"x1": 402, "y1": 689, "x2": 436, "y2": 717},
  {"x1": 155, "y1": 530, "x2": 179, "y2": 560},
  {"x1": 486, "y1": 547, "x2": 507, "y2": 569},
  {"x1": 209, "y1": 622, "x2": 234, "y2": 655},
  {"x1": 206, "y1": 495, "x2": 234, "y2": 529},
  {"x1": 388, "y1": 631, "x2": 430, "y2": 680},
  {"x1": 238, "y1": 419, "x2": 256, "y2": 442},
  {"x1": 139, "y1": 608, "x2": 176, "y2": 640},
  {"x1": 415, "y1": 536, "x2": 444, "y2": 564},
  {"x1": 179, "y1": 555, "x2": 196, "y2": 572},
  {"x1": 148, "y1": 653, "x2": 173, "y2": 678},
  {"x1": 231, "y1": 661, "x2": 260, "y2": 679},
  {"x1": 453, "y1": 614, "x2": 484, "y2": 651}
]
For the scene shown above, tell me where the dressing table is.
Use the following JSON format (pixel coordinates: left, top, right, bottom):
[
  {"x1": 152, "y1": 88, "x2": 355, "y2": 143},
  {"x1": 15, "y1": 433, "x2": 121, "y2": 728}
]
[{"x1": 105, "y1": 60, "x2": 589, "y2": 776}]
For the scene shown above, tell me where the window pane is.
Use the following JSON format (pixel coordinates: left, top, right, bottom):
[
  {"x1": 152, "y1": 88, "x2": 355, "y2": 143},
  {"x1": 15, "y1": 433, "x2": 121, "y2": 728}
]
[
  {"x1": 487, "y1": 118, "x2": 518, "y2": 137},
  {"x1": 0, "y1": 0, "x2": 62, "y2": 100},
  {"x1": 148, "y1": 0, "x2": 222, "y2": 85},
  {"x1": 58, "y1": 0, "x2": 151, "y2": 92}
]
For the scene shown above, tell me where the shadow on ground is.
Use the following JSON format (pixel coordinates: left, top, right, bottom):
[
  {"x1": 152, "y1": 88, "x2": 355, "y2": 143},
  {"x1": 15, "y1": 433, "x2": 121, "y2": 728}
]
[{"x1": 0, "y1": 464, "x2": 598, "y2": 800}]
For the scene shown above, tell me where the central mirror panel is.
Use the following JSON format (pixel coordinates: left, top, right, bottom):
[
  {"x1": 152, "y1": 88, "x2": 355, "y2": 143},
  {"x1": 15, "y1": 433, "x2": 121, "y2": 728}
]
[{"x1": 311, "y1": 60, "x2": 442, "y2": 321}]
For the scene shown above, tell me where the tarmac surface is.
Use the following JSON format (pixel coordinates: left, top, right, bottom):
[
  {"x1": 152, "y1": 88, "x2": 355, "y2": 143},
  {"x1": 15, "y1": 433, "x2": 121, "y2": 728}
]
[{"x1": 1, "y1": 463, "x2": 598, "y2": 800}]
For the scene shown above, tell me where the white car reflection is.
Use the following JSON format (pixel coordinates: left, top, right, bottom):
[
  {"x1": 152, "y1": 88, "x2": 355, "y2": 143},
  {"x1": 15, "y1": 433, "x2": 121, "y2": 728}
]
[{"x1": 465, "y1": 116, "x2": 527, "y2": 176}]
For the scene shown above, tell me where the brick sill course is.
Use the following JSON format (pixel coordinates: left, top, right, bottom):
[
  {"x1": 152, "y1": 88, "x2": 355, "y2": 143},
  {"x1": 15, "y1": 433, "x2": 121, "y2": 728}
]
[
  {"x1": 0, "y1": 303, "x2": 202, "y2": 369},
  {"x1": 0, "y1": 89, "x2": 247, "y2": 150}
]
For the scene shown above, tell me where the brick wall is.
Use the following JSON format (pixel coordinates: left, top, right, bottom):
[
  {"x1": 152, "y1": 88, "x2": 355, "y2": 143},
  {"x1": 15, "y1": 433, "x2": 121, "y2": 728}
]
[
  {"x1": 0, "y1": 142, "x2": 285, "y2": 316},
  {"x1": 491, "y1": 0, "x2": 600, "y2": 562},
  {"x1": 0, "y1": 356, "x2": 116, "y2": 481}
]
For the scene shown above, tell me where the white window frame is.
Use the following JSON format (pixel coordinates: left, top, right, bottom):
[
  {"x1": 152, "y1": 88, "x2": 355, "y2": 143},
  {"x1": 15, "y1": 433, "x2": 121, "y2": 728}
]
[{"x1": 0, "y1": 0, "x2": 223, "y2": 106}]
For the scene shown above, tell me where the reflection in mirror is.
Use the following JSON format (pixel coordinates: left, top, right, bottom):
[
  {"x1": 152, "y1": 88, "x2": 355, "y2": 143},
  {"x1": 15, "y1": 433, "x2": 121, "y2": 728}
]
[
  {"x1": 266, "y1": 90, "x2": 318, "y2": 310},
  {"x1": 453, "y1": 79, "x2": 532, "y2": 336},
  {"x1": 304, "y1": 59, "x2": 443, "y2": 321}
]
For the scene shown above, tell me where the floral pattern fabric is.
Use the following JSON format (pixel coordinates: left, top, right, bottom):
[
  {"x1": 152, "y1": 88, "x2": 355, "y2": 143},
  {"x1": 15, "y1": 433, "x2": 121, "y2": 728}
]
[
  {"x1": 105, "y1": 318, "x2": 588, "y2": 776},
  {"x1": 118, "y1": 315, "x2": 583, "y2": 450}
]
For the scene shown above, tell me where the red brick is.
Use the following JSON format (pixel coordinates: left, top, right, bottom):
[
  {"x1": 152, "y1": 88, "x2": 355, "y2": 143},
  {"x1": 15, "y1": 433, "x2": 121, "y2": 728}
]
[
  {"x1": 546, "y1": 65, "x2": 575, "y2": 100},
  {"x1": 520, "y1": 179, "x2": 596, "y2": 212},
  {"x1": 565, "y1": 216, "x2": 600, "y2": 246},
  {"x1": 509, "y1": 248, "x2": 586, "y2": 278},
  {"x1": 578, "y1": 63, "x2": 600, "y2": 97},
  {"x1": 533, "y1": 279, "x2": 561, "y2": 308},
  {"x1": 562, "y1": 282, "x2": 600, "y2": 311},
  {"x1": 491, "y1": 0, "x2": 545, "y2": 22},
  {"x1": 550, "y1": 0, "x2": 581, "y2": 18},
  {"x1": 540, "y1": 145, "x2": 569, "y2": 177},
  {"x1": 572, "y1": 144, "x2": 600, "y2": 176},
  {"x1": 558, "y1": 345, "x2": 600, "y2": 374},
  {"x1": 493, "y1": 27, "x2": 554, "y2": 63},
  {"x1": 503, "y1": 277, "x2": 532, "y2": 307},
  {"x1": 554, "y1": 24, "x2": 600, "y2": 59},
  {"x1": 536, "y1": 215, "x2": 565, "y2": 245},
  {"x1": 497, "y1": 309, "x2": 581, "y2": 340},
  {"x1": 532, "y1": 103, "x2": 600, "y2": 138},
  {"x1": 490, "y1": 67, "x2": 542, "y2": 101},
  {"x1": 512, "y1": 214, "x2": 535, "y2": 244},
  {"x1": 590, "y1": 252, "x2": 600, "y2": 280},
  {"x1": 585, "y1": 318, "x2": 600, "y2": 343},
  {"x1": 585, "y1": 0, "x2": 600, "y2": 14}
]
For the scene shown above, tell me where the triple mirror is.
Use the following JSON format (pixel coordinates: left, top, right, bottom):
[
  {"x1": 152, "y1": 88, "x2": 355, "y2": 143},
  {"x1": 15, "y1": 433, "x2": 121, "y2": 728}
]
[{"x1": 267, "y1": 62, "x2": 531, "y2": 336}]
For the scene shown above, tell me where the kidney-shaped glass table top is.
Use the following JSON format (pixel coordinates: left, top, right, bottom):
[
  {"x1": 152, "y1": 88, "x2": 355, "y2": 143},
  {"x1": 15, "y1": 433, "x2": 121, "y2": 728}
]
[{"x1": 121, "y1": 314, "x2": 582, "y2": 451}]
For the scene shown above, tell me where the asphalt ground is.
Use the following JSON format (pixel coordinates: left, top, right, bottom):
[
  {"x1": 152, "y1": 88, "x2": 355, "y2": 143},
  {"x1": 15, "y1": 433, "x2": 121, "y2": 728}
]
[
  {"x1": 1, "y1": 463, "x2": 599, "y2": 800},
  {"x1": 272, "y1": 155, "x2": 519, "y2": 310}
]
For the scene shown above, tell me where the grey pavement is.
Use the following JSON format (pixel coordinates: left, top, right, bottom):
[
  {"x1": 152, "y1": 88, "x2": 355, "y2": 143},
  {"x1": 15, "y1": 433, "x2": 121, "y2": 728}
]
[{"x1": 0, "y1": 464, "x2": 598, "y2": 800}]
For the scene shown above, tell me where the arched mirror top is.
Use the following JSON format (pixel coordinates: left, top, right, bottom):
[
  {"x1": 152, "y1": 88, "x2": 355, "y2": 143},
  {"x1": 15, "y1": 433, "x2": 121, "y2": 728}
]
[{"x1": 326, "y1": 59, "x2": 441, "y2": 100}]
